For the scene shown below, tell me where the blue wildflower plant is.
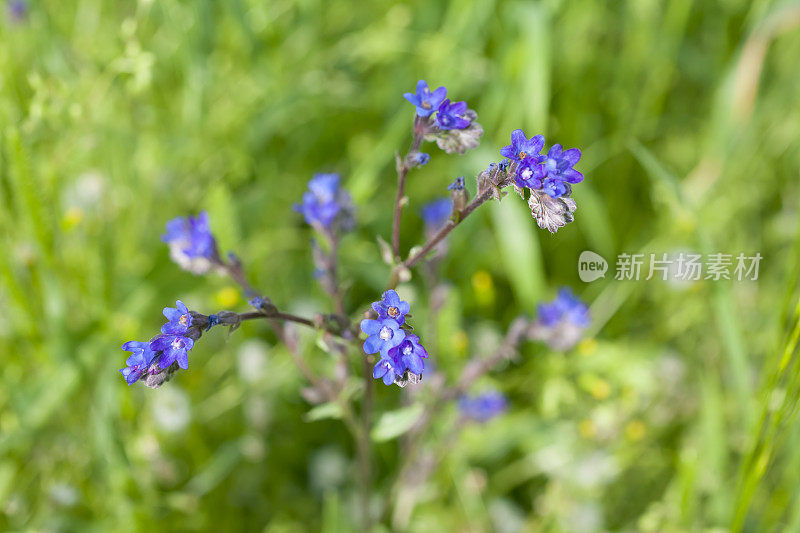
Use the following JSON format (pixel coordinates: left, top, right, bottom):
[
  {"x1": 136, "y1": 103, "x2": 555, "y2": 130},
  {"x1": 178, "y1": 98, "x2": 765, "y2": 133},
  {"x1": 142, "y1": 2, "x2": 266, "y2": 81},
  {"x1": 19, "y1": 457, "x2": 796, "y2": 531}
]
[
  {"x1": 420, "y1": 198, "x2": 453, "y2": 233},
  {"x1": 401, "y1": 79, "x2": 483, "y2": 156},
  {"x1": 403, "y1": 80, "x2": 447, "y2": 118},
  {"x1": 294, "y1": 173, "x2": 355, "y2": 234},
  {"x1": 119, "y1": 341, "x2": 158, "y2": 386},
  {"x1": 459, "y1": 391, "x2": 508, "y2": 422},
  {"x1": 7, "y1": 0, "x2": 27, "y2": 22},
  {"x1": 480, "y1": 129, "x2": 584, "y2": 233},
  {"x1": 295, "y1": 173, "x2": 356, "y2": 305},
  {"x1": 162, "y1": 211, "x2": 219, "y2": 274},
  {"x1": 121, "y1": 79, "x2": 593, "y2": 526},
  {"x1": 371, "y1": 290, "x2": 411, "y2": 325},
  {"x1": 361, "y1": 290, "x2": 428, "y2": 387},
  {"x1": 529, "y1": 287, "x2": 591, "y2": 351}
]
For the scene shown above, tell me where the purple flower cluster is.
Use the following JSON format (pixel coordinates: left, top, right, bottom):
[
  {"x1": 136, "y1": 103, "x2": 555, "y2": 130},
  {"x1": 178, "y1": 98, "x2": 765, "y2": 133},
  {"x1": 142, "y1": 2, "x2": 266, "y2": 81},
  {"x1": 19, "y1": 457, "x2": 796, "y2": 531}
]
[
  {"x1": 529, "y1": 288, "x2": 590, "y2": 351},
  {"x1": 501, "y1": 129, "x2": 583, "y2": 199},
  {"x1": 162, "y1": 212, "x2": 218, "y2": 274},
  {"x1": 361, "y1": 290, "x2": 428, "y2": 386},
  {"x1": 119, "y1": 341, "x2": 157, "y2": 385},
  {"x1": 537, "y1": 288, "x2": 590, "y2": 328},
  {"x1": 294, "y1": 173, "x2": 354, "y2": 231},
  {"x1": 458, "y1": 391, "x2": 508, "y2": 422},
  {"x1": 119, "y1": 300, "x2": 198, "y2": 386},
  {"x1": 404, "y1": 80, "x2": 472, "y2": 131}
]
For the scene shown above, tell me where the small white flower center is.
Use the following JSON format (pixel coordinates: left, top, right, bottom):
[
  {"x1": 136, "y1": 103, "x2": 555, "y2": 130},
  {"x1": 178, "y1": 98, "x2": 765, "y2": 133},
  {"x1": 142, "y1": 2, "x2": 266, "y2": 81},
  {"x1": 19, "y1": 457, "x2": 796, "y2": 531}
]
[
  {"x1": 379, "y1": 327, "x2": 392, "y2": 341},
  {"x1": 402, "y1": 344, "x2": 413, "y2": 356},
  {"x1": 172, "y1": 338, "x2": 183, "y2": 348},
  {"x1": 521, "y1": 168, "x2": 533, "y2": 180}
]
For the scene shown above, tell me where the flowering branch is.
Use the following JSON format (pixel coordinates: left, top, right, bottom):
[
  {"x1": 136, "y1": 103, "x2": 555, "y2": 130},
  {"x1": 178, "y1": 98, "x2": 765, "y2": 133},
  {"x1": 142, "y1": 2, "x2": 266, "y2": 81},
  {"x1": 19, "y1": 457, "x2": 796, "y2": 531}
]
[{"x1": 120, "y1": 76, "x2": 595, "y2": 531}]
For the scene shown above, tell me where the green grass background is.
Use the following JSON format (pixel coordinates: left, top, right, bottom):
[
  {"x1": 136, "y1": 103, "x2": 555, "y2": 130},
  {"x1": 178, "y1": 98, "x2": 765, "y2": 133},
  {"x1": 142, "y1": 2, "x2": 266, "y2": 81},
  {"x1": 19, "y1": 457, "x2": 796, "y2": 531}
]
[{"x1": 1, "y1": 0, "x2": 800, "y2": 531}]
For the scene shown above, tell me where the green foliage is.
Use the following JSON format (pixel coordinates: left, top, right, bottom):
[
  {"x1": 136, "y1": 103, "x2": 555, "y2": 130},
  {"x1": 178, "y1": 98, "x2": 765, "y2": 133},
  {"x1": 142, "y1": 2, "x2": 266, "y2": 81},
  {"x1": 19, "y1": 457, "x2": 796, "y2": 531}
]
[{"x1": 1, "y1": 0, "x2": 799, "y2": 531}]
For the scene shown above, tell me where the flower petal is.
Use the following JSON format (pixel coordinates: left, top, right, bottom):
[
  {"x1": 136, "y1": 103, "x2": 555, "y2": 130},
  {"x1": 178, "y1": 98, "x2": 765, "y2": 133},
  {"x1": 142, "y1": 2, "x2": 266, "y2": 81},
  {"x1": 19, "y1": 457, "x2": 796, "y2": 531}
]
[
  {"x1": 561, "y1": 148, "x2": 581, "y2": 166},
  {"x1": 530, "y1": 134, "x2": 545, "y2": 153},
  {"x1": 122, "y1": 341, "x2": 147, "y2": 352},
  {"x1": 176, "y1": 349, "x2": 189, "y2": 370},
  {"x1": 363, "y1": 335, "x2": 382, "y2": 354},
  {"x1": 149, "y1": 336, "x2": 171, "y2": 351},
  {"x1": 404, "y1": 354, "x2": 424, "y2": 375},
  {"x1": 360, "y1": 319, "x2": 380, "y2": 335},
  {"x1": 158, "y1": 348, "x2": 177, "y2": 369},
  {"x1": 163, "y1": 307, "x2": 182, "y2": 322},
  {"x1": 430, "y1": 86, "x2": 447, "y2": 103},
  {"x1": 383, "y1": 290, "x2": 399, "y2": 307},
  {"x1": 449, "y1": 101, "x2": 468, "y2": 115},
  {"x1": 161, "y1": 322, "x2": 188, "y2": 335},
  {"x1": 373, "y1": 360, "x2": 389, "y2": 379},
  {"x1": 561, "y1": 168, "x2": 583, "y2": 183}
]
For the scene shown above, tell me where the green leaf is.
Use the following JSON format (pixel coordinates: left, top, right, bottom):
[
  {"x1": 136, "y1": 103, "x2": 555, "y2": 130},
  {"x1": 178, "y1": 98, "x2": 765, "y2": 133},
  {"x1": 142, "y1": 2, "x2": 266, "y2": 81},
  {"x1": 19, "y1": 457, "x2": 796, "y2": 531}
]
[
  {"x1": 370, "y1": 403, "x2": 424, "y2": 442},
  {"x1": 304, "y1": 402, "x2": 343, "y2": 422}
]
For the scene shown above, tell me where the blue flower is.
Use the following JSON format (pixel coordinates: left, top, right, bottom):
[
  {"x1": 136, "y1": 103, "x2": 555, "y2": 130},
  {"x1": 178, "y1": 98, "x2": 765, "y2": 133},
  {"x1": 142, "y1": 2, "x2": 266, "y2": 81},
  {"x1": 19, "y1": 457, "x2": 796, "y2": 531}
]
[
  {"x1": 371, "y1": 290, "x2": 411, "y2": 325},
  {"x1": 410, "y1": 152, "x2": 430, "y2": 167},
  {"x1": 373, "y1": 335, "x2": 428, "y2": 385},
  {"x1": 447, "y1": 177, "x2": 465, "y2": 191},
  {"x1": 150, "y1": 335, "x2": 195, "y2": 370},
  {"x1": 360, "y1": 318, "x2": 405, "y2": 358},
  {"x1": 7, "y1": 0, "x2": 27, "y2": 22},
  {"x1": 162, "y1": 212, "x2": 217, "y2": 274},
  {"x1": 420, "y1": 198, "x2": 452, "y2": 230},
  {"x1": 390, "y1": 335, "x2": 428, "y2": 375},
  {"x1": 372, "y1": 357, "x2": 402, "y2": 386},
  {"x1": 500, "y1": 129, "x2": 545, "y2": 162},
  {"x1": 537, "y1": 288, "x2": 590, "y2": 328},
  {"x1": 538, "y1": 144, "x2": 583, "y2": 198},
  {"x1": 161, "y1": 300, "x2": 193, "y2": 335},
  {"x1": 435, "y1": 99, "x2": 471, "y2": 130},
  {"x1": 459, "y1": 391, "x2": 508, "y2": 422},
  {"x1": 514, "y1": 158, "x2": 546, "y2": 190},
  {"x1": 119, "y1": 341, "x2": 158, "y2": 385},
  {"x1": 541, "y1": 178, "x2": 570, "y2": 198},
  {"x1": 403, "y1": 80, "x2": 447, "y2": 117},
  {"x1": 294, "y1": 173, "x2": 354, "y2": 230}
]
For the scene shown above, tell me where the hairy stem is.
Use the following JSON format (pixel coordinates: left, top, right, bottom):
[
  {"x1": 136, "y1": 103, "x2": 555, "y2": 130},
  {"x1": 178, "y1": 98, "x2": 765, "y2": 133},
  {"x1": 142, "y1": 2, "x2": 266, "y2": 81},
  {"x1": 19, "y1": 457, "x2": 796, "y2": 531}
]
[
  {"x1": 325, "y1": 230, "x2": 347, "y2": 317},
  {"x1": 391, "y1": 116, "x2": 427, "y2": 258},
  {"x1": 406, "y1": 187, "x2": 492, "y2": 269},
  {"x1": 387, "y1": 187, "x2": 494, "y2": 290}
]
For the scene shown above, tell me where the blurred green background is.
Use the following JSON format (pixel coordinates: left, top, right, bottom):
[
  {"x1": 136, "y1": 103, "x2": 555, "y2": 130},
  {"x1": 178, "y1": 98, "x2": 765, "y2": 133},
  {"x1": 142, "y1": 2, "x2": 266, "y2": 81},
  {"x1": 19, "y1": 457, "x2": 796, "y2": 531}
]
[{"x1": 1, "y1": 0, "x2": 800, "y2": 531}]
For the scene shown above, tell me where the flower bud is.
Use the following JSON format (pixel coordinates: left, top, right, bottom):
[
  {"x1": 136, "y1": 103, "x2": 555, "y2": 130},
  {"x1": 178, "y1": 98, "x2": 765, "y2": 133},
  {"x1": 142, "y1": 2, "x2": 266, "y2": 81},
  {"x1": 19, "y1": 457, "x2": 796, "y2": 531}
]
[{"x1": 447, "y1": 177, "x2": 469, "y2": 212}]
